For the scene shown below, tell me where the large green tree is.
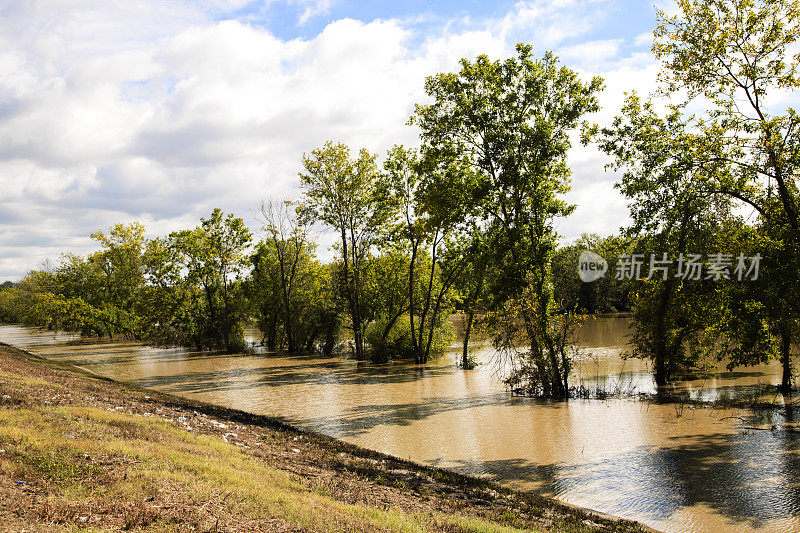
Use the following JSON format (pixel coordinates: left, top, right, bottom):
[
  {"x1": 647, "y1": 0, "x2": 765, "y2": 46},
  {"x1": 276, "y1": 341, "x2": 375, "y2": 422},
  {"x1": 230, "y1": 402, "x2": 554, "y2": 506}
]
[
  {"x1": 413, "y1": 44, "x2": 603, "y2": 397},
  {"x1": 169, "y1": 209, "x2": 252, "y2": 353},
  {"x1": 651, "y1": 0, "x2": 800, "y2": 391},
  {"x1": 298, "y1": 141, "x2": 391, "y2": 360},
  {"x1": 259, "y1": 199, "x2": 316, "y2": 354},
  {"x1": 384, "y1": 145, "x2": 472, "y2": 364},
  {"x1": 591, "y1": 95, "x2": 742, "y2": 385},
  {"x1": 249, "y1": 200, "x2": 338, "y2": 355},
  {"x1": 1, "y1": 224, "x2": 155, "y2": 339}
]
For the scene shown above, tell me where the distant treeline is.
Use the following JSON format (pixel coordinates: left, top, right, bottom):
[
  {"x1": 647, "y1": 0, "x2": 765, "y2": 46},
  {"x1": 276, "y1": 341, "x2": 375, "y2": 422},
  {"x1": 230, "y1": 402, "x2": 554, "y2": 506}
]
[{"x1": 0, "y1": 216, "x2": 632, "y2": 359}]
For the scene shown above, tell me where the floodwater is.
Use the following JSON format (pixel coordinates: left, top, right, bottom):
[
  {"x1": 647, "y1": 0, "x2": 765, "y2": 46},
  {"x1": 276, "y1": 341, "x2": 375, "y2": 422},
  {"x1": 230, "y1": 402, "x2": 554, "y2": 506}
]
[{"x1": 0, "y1": 318, "x2": 798, "y2": 533}]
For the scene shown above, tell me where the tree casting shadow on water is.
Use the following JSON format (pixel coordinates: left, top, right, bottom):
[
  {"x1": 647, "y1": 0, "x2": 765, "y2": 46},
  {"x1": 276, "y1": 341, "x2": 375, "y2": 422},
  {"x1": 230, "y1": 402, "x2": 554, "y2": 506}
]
[
  {"x1": 443, "y1": 428, "x2": 799, "y2": 530},
  {"x1": 130, "y1": 356, "x2": 458, "y2": 393}
]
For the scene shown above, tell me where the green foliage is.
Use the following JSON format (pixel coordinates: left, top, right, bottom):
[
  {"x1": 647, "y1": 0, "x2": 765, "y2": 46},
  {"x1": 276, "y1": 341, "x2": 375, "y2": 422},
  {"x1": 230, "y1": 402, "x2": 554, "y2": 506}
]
[
  {"x1": 0, "y1": 289, "x2": 14, "y2": 323},
  {"x1": 582, "y1": 0, "x2": 800, "y2": 390},
  {"x1": 358, "y1": 246, "x2": 456, "y2": 362},
  {"x1": 89, "y1": 222, "x2": 148, "y2": 312},
  {"x1": 362, "y1": 249, "x2": 413, "y2": 328},
  {"x1": 136, "y1": 236, "x2": 194, "y2": 345},
  {"x1": 427, "y1": 313, "x2": 456, "y2": 360},
  {"x1": 657, "y1": 0, "x2": 800, "y2": 389},
  {"x1": 247, "y1": 240, "x2": 283, "y2": 350},
  {"x1": 414, "y1": 43, "x2": 603, "y2": 397},
  {"x1": 2, "y1": 215, "x2": 258, "y2": 354},
  {"x1": 0, "y1": 231, "x2": 153, "y2": 338},
  {"x1": 298, "y1": 141, "x2": 392, "y2": 360},
  {"x1": 168, "y1": 209, "x2": 252, "y2": 352},
  {"x1": 551, "y1": 234, "x2": 632, "y2": 314},
  {"x1": 365, "y1": 314, "x2": 454, "y2": 363},
  {"x1": 247, "y1": 228, "x2": 338, "y2": 355},
  {"x1": 590, "y1": 92, "x2": 744, "y2": 384},
  {"x1": 253, "y1": 199, "x2": 333, "y2": 354},
  {"x1": 365, "y1": 315, "x2": 413, "y2": 363},
  {"x1": 383, "y1": 145, "x2": 470, "y2": 364}
]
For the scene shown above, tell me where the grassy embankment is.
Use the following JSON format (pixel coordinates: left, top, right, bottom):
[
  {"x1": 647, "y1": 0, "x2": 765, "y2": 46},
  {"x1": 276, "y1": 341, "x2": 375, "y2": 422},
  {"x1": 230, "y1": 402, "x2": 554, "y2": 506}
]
[{"x1": 0, "y1": 342, "x2": 652, "y2": 532}]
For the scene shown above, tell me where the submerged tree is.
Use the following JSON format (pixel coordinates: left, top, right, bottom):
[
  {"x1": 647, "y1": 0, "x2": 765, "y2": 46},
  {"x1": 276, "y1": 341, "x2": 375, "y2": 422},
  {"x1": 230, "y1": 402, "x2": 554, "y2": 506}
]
[
  {"x1": 452, "y1": 230, "x2": 492, "y2": 370},
  {"x1": 551, "y1": 234, "x2": 632, "y2": 315},
  {"x1": 169, "y1": 209, "x2": 252, "y2": 353},
  {"x1": 249, "y1": 199, "x2": 338, "y2": 354},
  {"x1": 259, "y1": 199, "x2": 313, "y2": 354},
  {"x1": 585, "y1": 0, "x2": 800, "y2": 391},
  {"x1": 384, "y1": 145, "x2": 471, "y2": 364},
  {"x1": 413, "y1": 44, "x2": 603, "y2": 397},
  {"x1": 298, "y1": 141, "x2": 391, "y2": 360},
  {"x1": 639, "y1": 0, "x2": 800, "y2": 391},
  {"x1": 591, "y1": 95, "x2": 742, "y2": 385},
  {"x1": 247, "y1": 239, "x2": 283, "y2": 351}
]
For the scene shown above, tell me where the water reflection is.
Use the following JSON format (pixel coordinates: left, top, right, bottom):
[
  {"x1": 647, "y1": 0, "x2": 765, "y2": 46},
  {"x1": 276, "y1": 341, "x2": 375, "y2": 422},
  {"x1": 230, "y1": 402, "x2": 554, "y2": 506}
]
[{"x1": 0, "y1": 320, "x2": 797, "y2": 533}]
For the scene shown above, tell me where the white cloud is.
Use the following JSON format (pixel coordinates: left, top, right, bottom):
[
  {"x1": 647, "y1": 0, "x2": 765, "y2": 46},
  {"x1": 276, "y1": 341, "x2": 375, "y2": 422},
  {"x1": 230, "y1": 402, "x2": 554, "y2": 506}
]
[
  {"x1": 558, "y1": 39, "x2": 623, "y2": 71},
  {"x1": 496, "y1": 0, "x2": 614, "y2": 49},
  {"x1": 0, "y1": 0, "x2": 656, "y2": 279},
  {"x1": 295, "y1": 0, "x2": 335, "y2": 26},
  {"x1": 633, "y1": 32, "x2": 652, "y2": 47}
]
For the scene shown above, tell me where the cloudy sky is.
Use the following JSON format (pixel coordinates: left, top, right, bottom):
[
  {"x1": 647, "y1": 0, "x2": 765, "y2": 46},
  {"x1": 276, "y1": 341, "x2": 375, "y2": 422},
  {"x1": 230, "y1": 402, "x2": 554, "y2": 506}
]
[{"x1": 0, "y1": 0, "x2": 671, "y2": 280}]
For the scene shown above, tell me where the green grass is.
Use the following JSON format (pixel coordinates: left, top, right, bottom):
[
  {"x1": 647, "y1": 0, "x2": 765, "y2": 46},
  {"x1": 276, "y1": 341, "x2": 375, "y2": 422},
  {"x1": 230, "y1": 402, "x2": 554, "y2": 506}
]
[{"x1": 0, "y1": 405, "x2": 544, "y2": 532}]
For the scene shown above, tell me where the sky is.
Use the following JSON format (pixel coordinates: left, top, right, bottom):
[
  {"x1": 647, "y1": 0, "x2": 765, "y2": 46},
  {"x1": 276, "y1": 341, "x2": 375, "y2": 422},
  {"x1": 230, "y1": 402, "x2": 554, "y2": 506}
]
[{"x1": 0, "y1": 0, "x2": 673, "y2": 281}]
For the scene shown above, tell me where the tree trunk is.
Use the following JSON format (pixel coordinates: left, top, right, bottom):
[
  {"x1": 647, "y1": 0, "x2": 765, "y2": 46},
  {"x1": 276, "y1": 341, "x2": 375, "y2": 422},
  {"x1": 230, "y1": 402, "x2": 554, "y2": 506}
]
[
  {"x1": 537, "y1": 271, "x2": 566, "y2": 398},
  {"x1": 780, "y1": 325, "x2": 793, "y2": 394},
  {"x1": 654, "y1": 348, "x2": 668, "y2": 387},
  {"x1": 654, "y1": 203, "x2": 694, "y2": 387},
  {"x1": 417, "y1": 231, "x2": 439, "y2": 364},
  {"x1": 266, "y1": 313, "x2": 277, "y2": 351},
  {"x1": 339, "y1": 226, "x2": 364, "y2": 360},
  {"x1": 353, "y1": 328, "x2": 364, "y2": 360},
  {"x1": 547, "y1": 344, "x2": 565, "y2": 397},
  {"x1": 462, "y1": 266, "x2": 485, "y2": 369},
  {"x1": 408, "y1": 240, "x2": 421, "y2": 363},
  {"x1": 323, "y1": 328, "x2": 335, "y2": 356},
  {"x1": 462, "y1": 308, "x2": 475, "y2": 369},
  {"x1": 653, "y1": 274, "x2": 679, "y2": 387}
]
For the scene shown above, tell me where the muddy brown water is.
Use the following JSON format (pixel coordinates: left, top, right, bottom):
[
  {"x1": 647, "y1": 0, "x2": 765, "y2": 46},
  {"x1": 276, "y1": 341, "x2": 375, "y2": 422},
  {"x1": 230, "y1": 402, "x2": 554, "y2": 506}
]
[{"x1": 1, "y1": 318, "x2": 798, "y2": 533}]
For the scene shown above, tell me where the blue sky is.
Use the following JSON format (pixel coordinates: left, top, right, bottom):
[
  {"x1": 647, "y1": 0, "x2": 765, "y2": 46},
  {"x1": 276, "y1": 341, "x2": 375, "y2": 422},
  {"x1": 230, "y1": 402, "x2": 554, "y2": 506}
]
[
  {"x1": 0, "y1": 0, "x2": 673, "y2": 279},
  {"x1": 231, "y1": 0, "x2": 657, "y2": 43}
]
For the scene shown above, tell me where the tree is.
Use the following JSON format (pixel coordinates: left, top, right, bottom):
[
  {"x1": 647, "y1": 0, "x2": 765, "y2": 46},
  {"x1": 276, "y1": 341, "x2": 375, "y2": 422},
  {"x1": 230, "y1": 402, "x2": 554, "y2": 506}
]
[
  {"x1": 138, "y1": 235, "x2": 193, "y2": 345},
  {"x1": 413, "y1": 44, "x2": 603, "y2": 397},
  {"x1": 591, "y1": 95, "x2": 742, "y2": 385},
  {"x1": 298, "y1": 141, "x2": 391, "y2": 360},
  {"x1": 169, "y1": 209, "x2": 252, "y2": 352},
  {"x1": 249, "y1": 200, "x2": 338, "y2": 355},
  {"x1": 247, "y1": 239, "x2": 284, "y2": 351},
  {"x1": 383, "y1": 146, "x2": 426, "y2": 362},
  {"x1": 362, "y1": 250, "x2": 414, "y2": 362},
  {"x1": 89, "y1": 223, "x2": 147, "y2": 312},
  {"x1": 259, "y1": 199, "x2": 315, "y2": 354},
  {"x1": 3, "y1": 217, "x2": 254, "y2": 353},
  {"x1": 0, "y1": 224, "x2": 154, "y2": 339},
  {"x1": 0, "y1": 269, "x2": 57, "y2": 328},
  {"x1": 84, "y1": 222, "x2": 150, "y2": 339},
  {"x1": 452, "y1": 229, "x2": 492, "y2": 369},
  {"x1": 384, "y1": 145, "x2": 472, "y2": 363},
  {"x1": 551, "y1": 234, "x2": 632, "y2": 315},
  {"x1": 652, "y1": 0, "x2": 800, "y2": 392}
]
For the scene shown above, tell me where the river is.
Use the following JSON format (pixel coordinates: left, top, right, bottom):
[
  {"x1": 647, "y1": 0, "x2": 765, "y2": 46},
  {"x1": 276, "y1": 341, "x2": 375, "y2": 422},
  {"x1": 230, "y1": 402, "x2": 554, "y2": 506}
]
[{"x1": 0, "y1": 318, "x2": 797, "y2": 533}]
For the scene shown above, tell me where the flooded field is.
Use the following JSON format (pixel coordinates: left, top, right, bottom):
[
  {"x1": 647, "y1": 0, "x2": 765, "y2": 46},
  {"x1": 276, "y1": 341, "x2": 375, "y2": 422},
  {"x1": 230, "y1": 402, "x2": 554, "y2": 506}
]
[{"x1": 1, "y1": 318, "x2": 797, "y2": 533}]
